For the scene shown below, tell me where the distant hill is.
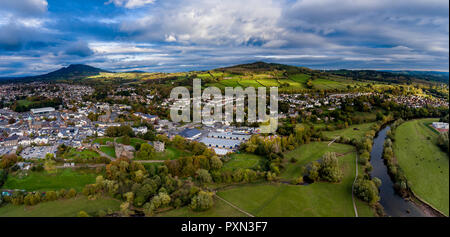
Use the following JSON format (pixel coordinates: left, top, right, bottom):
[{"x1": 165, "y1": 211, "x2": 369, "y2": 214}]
[
  {"x1": 0, "y1": 64, "x2": 110, "y2": 83},
  {"x1": 213, "y1": 61, "x2": 309, "y2": 74},
  {"x1": 123, "y1": 70, "x2": 147, "y2": 73},
  {"x1": 1, "y1": 61, "x2": 447, "y2": 85},
  {"x1": 383, "y1": 70, "x2": 449, "y2": 84},
  {"x1": 328, "y1": 69, "x2": 449, "y2": 84}
]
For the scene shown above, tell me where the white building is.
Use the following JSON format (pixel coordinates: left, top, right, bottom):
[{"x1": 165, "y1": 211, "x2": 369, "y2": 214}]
[
  {"x1": 30, "y1": 107, "x2": 55, "y2": 114},
  {"x1": 133, "y1": 126, "x2": 148, "y2": 135},
  {"x1": 432, "y1": 122, "x2": 449, "y2": 130}
]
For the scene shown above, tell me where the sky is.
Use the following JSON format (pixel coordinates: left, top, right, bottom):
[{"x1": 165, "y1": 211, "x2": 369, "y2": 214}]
[{"x1": 0, "y1": 0, "x2": 448, "y2": 76}]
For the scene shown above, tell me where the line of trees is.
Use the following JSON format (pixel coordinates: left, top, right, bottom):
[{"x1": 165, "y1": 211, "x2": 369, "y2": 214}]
[{"x1": 2, "y1": 188, "x2": 77, "y2": 206}]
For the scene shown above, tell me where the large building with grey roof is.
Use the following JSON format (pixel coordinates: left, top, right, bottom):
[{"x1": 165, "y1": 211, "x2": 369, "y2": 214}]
[
  {"x1": 31, "y1": 107, "x2": 55, "y2": 115},
  {"x1": 198, "y1": 131, "x2": 252, "y2": 155}
]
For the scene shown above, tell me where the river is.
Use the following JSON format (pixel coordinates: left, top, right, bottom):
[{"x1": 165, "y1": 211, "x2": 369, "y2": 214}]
[{"x1": 369, "y1": 126, "x2": 426, "y2": 217}]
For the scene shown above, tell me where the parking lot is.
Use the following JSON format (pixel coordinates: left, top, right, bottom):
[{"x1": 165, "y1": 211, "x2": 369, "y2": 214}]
[
  {"x1": 20, "y1": 145, "x2": 58, "y2": 159},
  {"x1": 0, "y1": 147, "x2": 16, "y2": 157}
]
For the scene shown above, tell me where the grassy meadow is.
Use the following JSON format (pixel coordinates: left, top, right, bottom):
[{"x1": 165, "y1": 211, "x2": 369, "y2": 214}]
[
  {"x1": 0, "y1": 196, "x2": 120, "y2": 217},
  {"x1": 221, "y1": 153, "x2": 264, "y2": 171},
  {"x1": 63, "y1": 148, "x2": 100, "y2": 160},
  {"x1": 100, "y1": 146, "x2": 116, "y2": 158},
  {"x1": 322, "y1": 122, "x2": 376, "y2": 141},
  {"x1": 92, "y1": 137, "x2": 114, "y2": 145},
  {"x1": 393, "y1": 118, "x2": 449, "y2": 216},
  {"x1": 149, "y1": 145, "x2": 185, "y2": 160},
  {"x1": 2, "y1": 168, "x2": 99, "y2": 192},
  {"x1": 281, "y1": 142, "x2": 354, "y2": 180},
  {"x1": 215, "y1": 142, "x2": 373, "y2": 217},
  {"x1": 157, "y1": 196, "x2": 247, "y2": 217},
  {"x1": 160, "y1": 142, "x2": 374, "y2": 217}
]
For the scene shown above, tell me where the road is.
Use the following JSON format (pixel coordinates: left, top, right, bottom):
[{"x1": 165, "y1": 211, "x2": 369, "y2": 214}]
[
  {"x1": 56, "y1": 163, "x2": 106, "y2": 169},
  {"x1": 134, "y1": 160, "x2": 166, "y2": 163},
  {"x1": 214, "y1": 194, "x2": 254, "y2": 217}
]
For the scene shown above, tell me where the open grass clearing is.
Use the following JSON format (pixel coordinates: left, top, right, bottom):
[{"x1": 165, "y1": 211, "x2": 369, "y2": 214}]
[{"x1": 222, "y1": 153, "x2": 264, "y2": 171}]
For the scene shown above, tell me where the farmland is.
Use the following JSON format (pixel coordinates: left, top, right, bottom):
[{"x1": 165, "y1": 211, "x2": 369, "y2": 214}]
[
  {"x1": 203, "y1": 72, "x2": 364, "y2": 92},
  {"x1": 392, "y1": 118, "x2": 449, "y2": 216}
]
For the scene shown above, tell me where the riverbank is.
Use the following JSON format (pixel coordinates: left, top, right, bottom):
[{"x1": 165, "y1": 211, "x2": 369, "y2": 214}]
[
  {"x1": 384, "y1": 119, "x2": 448, "y2": 216},
  {"x1": 369, "y1": 125, "x2": 426, "y2": 217}
]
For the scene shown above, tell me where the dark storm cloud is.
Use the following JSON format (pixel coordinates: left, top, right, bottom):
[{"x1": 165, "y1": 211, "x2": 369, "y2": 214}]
[{"x1": 64, "y1": 41, "x2": 94, "y2": 57}]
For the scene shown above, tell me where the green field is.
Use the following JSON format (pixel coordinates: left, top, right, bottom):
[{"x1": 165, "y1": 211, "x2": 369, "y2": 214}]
[
  {"x1": 289, "y1": 74, "x2": 310, "y2": 83},
  {"x1": 217, "y1": 143, "x2": 373, "y2": 217},
  {"x1": 281, "y1": 142, "x2": 354, "y2": 180},
  {"x1": 157, "y1": 196, "x2": 247, "y2": 217},
  {"x1": 64, "y1": 148, "x2": 100, "y2": 160},
  {"x1": 322, "y1": 122, "x2": 375, "y2": 140},
  {"x1": 17, "y1": 99, "x2": 33, "y2": 107},
  {"x1": 257, "y1": 79, "x2": 280, "y2": 87},
  {"x1": 216, "y1": 182, "x2": 373, "y2": 217},
  {"x1": 393, "y1": 118, "x2": 449, "y2": 216},
  {"x1": 312, "y1": 78, "x2": 349, "y2": 90},
  {"x1": 0, "y1": 196, "x2": 120, "y2": 217},
  {"x1": 2, "y1": 168, "x2": 99, "y2": 192},
  {"x1": 222, "y1": 153, "x2": 264, "y2": 171},
  {"x1": 161, "y1": 141, "x2": 375, "y2": 217},
  {"x1": 100, "y1": 146, "x2": 116, "y2": 158},
  {"x1": 116, "y1": 137, "x2": 146, "y2": 147},
  {"x1": 239, "y1": 79, "x2": 264, "y2": 88},
  {"x1": 203, "y1": 72, "x2": 363, "y2": 92},
  {"x1": 92, "y1": 137, "x2": 114, "y2": 145},
  {"x1": 150, "y1": 145, "x2": 185, "y2": 160},
  {"x1": 278, "y1": 79, "x2": 304, "y2": 88}
]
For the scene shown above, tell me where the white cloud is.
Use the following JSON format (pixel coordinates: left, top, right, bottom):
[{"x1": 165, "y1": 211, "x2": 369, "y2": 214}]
[
  {"x1": 165, "y1": 34, "x2": 177, "y2": 42},
  {"x1": 90, "y1": 42, "x2": 159, "y2": 54},
  {"x1": 106, "y1": 0, "x2": 155, "y2": 9},
  {"x1": 119, "y1": 0, "x2": 284, "y2": 46}
]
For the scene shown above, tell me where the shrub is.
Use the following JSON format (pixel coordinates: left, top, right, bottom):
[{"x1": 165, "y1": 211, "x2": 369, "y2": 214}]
[
  {"x1": 354, "y1": 175, "x2": 380, "y2": 205},
  {"x1": 319, "y1": 152, "x2": 343, "y2": 183},
  {"x1": 78, "y1": 211, "x2": 90, "y2": 217},
  {"x1": 66, "y1": 188, "x2": 77, "y2": 198},
  {"x1": 195, "y1": 169, "x2": 212, "y2": 184},
  {"x1": 190, "y1": 191, "x2": 214, "y2": 211}
]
